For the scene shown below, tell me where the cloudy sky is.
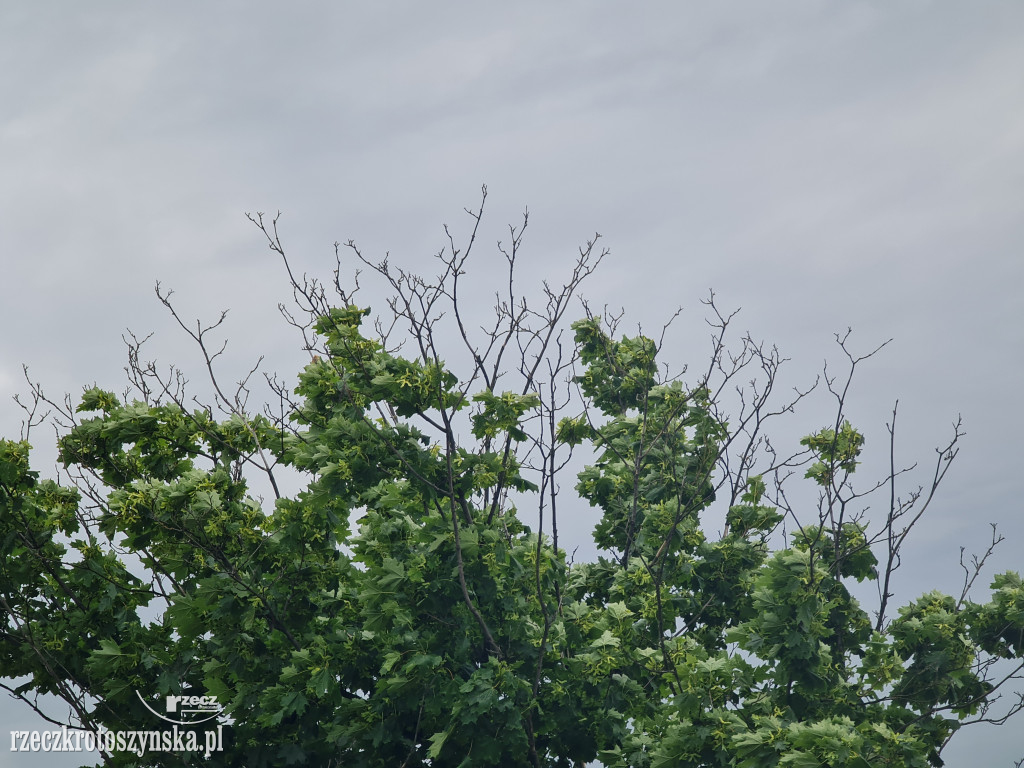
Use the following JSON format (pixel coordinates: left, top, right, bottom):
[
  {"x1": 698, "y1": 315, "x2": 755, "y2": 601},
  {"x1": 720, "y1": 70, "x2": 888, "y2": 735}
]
[{"x1": 2, "y1": 3, "x2": 1023, "y2": 765}]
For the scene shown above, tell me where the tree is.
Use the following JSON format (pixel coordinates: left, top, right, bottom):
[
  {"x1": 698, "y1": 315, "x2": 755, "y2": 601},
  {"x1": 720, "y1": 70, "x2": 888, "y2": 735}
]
[{"x1": 2, "y1": 188, "x2": 1022, "y2": 767}]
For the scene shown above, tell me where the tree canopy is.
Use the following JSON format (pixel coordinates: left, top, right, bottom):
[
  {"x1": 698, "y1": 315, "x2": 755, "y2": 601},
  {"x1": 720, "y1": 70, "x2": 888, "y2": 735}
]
[{"x1": 2, "y1": 193, "x2": 1022, "y2": 767}]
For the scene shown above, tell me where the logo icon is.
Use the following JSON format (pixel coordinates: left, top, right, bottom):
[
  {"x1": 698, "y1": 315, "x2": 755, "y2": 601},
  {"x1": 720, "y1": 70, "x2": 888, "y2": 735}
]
[{"x1": 135, "y1": 691, "x2": 225, "y2": 725}]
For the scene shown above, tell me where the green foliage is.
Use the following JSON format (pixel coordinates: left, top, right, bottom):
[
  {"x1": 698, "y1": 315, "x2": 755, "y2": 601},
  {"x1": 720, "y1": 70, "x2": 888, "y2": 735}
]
[
  {"x1": 800, "y1": 420, "x2": 864, "y2": 488},
  {"x1": 1, "y1": 263, "x2": 1021, "y2": 768}
]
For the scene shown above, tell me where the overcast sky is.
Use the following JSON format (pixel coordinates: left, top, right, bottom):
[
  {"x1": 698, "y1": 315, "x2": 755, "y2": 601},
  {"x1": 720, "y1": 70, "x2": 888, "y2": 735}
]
[{"x1": 2, "y1": 3, "x2": 1023, "y2": 766}]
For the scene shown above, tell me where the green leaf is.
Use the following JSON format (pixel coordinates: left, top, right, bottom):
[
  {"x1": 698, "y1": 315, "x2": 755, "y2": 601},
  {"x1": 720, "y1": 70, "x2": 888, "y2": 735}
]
[{"x1": 427, "y1": 727, "x2": 452, "y2": 759}]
